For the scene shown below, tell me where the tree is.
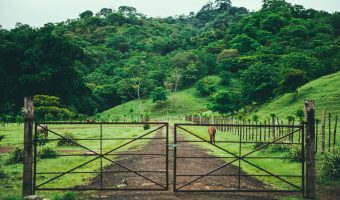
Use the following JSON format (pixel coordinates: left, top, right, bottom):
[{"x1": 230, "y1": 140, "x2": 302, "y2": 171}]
[
  {"x1": 260, "y1": 14, "x2": 287, "y2": 34},
  {"x1": 208, "y1": 90, "x2": 241, "y2": 115},
  {"x1": 241, "y1": 63, "x2": 279, "y2": 103},
  {"x1": 280, "y1": 68, "x2": 308, "y2": 96},
  {"x1": 295, "y1": 109, "x2": 305, "y2": 122},
  {"x1": 164, "y1": 69, "x2": 182, "y2": 111},
  {"x1": 34, "y1": 95, "x2": 73, "y2": 121},
  {"x1": 215, "y1": 0, "x2": 231, "y2": 10},
  {"x1": 229, "y1": 34, "x2": 261, "y2": 54},
  {"x1": 79, "y1": 10, "x2": 93, "y2": 19},
  {"x1": 150, "y1": 87, "x2": 168, "y2": 103},
  {"x1": 195, "y1": 77, "x2": 217, "y2": 96},
  {"x1": 96, "y1": 8, "x2": 113, "y2": 17}
]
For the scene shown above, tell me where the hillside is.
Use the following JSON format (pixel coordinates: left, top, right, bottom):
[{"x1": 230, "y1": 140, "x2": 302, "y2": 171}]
[
  {"x1": 98, "y1": 87, "x2": 209, "y2": 120},
  {"x1": 254, "y1": 72, "x2": 340, "y2": 119}
]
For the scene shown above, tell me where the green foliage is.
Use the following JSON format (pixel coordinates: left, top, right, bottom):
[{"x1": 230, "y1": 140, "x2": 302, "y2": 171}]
[
  {"x1": 0, "y1": 135, "x2": 5, "y2": 142},
  {"x1": 34, "y1": 95, "x2": 73, "y2": 121},
  {"x1": 319, "y1": 149, "x2": 340, "y2": 180},
  {"x1": 54, "y1": 192, "x2": 78, "y2": 200},
  {"x1": 208, "y1": 90, "x2": 241, "y2": 115},
  {"x1": 241, "y1": 63, "x2": 279, "y2": 103},
  {"x1": 150, "y1": 87, "x2": 168, "y2": 103},
  {"x1": 38, "y1": 147, "x2": 58, "y2": 159},
  {"x1": 36, "y1": 133, "x2": 48, "y2": 146},
  {"x1": 5, "y1": 148, "x2": 23, "y2": 165},
  {"x1": 229, "y1": 34, "x2": 261, "y2": 54},
  {"x1": 57, "y1": 132, "x2": 77, "y2": 146},
  {"x1": 280, "y1": 69, "x2": 308, "y2": 94},
  {"x1": 195, "y1": 77, "x2": 218, "y2": 96},
  {"x1": 295, "y1": 109, "x2": 305, "y2": 122}
]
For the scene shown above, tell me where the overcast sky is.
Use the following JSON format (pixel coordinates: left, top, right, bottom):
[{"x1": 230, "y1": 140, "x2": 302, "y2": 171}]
[{"x1": 0, "y1": 0, "x2": 339, "y2": 30}]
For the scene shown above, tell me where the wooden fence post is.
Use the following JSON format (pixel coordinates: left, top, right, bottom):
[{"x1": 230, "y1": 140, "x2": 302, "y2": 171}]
[
  {"x1": 23, "y1": 97, "x2": 34, "y2": 196},
  {"x1": 321, "y1": 111, "x2": 326, "y2": 153},
  {"x1": 334, "y1": 115, "x2": 338, "y2": 149},
  {"x1": 305, "y1": 100, "x2": 316, "y2": 199}
]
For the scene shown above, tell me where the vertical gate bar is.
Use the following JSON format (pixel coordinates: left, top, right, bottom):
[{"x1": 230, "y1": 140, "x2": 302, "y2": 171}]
[
  {"x1": 33, "y1": 123, "x2": 38, "y2": 194},
  {"x1": 173, "y1": 124, "x2": 177, "y2": 192},
  {"x1": 238, "y1": 127, "x2": 241, "y2": 191},
  {"x1": 166, "y1": 123, "x2": 169, "y2": 190},
  {"x1": 100, "y1": 123, "x2": 103, "y2": 189},
  {"x1": 302, "y1": 124, "x2": 305, "y2": 197}
]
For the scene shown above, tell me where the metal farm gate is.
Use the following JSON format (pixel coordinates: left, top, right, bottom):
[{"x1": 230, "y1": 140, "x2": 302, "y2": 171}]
[
  {"x1": 173, "y1": 123, "x2": 305, "y2": 193},
  {"x1": 33, "y1": 122, "x2": 169, "y2": 192}
]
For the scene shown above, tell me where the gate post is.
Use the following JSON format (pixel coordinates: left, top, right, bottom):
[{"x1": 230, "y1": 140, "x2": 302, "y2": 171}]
[
  {"x1": 304, "y1": 100, "x2": 316, "y2": 199},
  {"x1": 23, "y1": 97, "x2": 34, "y2": 196}
]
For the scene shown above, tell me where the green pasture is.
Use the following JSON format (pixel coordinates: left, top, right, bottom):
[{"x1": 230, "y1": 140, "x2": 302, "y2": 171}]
[
  {"x1": 0, "y1": 123, "x2": 165, "y2": 199},
  {"x1": 176, "y1": 124, "x2": 304, "y2": 191}
]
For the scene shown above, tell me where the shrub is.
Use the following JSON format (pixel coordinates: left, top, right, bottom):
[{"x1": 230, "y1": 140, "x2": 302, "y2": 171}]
[
  {"x1": 57, "y1": 132, "x2": 77, "y2": 146},
  {"x1": 319, "y1": 148, "x2": 340, "y2": 179},
  {"x1": 54, "y1": 192, "x2": 77, "y2": 200},
  {"x1": 0, "y1": 168, "x2": 6, "y2": 179},
  {"x1": 0, "y1": 159, "x2": 6, "y2": 179},
  {"x1": 195, "y1": 77, "x2": 217, "y2": 96},
  {"x1": 36, "y1": 133, "x2": 48, "y2": 146},
  {"x1": 0, "y1": 134, "x2": 5, "y2": 142},
  {"x1": 143, "y1": 124, "x2": 150, "y2": 130},
  {"x1": 6, "y1": 148, "x2": 23, "y2": 165},
  {"x1": 265, "y1": 142, "x2": 301, "y2": 161},
  {"x1": 39, "y1": 147, "x2": 58, "y2": 159}
]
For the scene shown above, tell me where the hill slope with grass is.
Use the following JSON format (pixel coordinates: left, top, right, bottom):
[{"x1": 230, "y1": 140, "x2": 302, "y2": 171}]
[
  {"x1": 253, "y1": 72, "x2": 340, "y2": 120},
  {"x1": 98, "y1": 87, "x2": 209, "y2": 120}
]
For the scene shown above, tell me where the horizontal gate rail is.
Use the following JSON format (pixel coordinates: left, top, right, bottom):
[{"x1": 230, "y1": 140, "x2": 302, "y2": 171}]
[
  {"x1": 33, "y1": 122, "x2": 169, "y2": 192},
  {"x1": 174, "y1": 123, "x2": 305, "y2": 193}
]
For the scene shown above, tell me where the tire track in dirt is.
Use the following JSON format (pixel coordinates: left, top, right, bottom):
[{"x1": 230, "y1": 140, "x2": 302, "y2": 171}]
[{"x1": 87, "y1": 125, "x2": 288, "y2": 200}]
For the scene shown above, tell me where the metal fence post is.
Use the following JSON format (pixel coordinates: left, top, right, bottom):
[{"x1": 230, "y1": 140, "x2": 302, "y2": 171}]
[
  {"x1": 23, "y1": 97, "x2": 34, "y2": 196},
  {"x1": 304, "y1": 100, "x2": 316, "y2": 199}
]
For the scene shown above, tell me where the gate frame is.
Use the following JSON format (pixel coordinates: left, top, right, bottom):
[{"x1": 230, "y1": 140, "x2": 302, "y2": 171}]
[
  {"x1": 33, "y1": 121, "x2": 169, "y2": 193},
  {"x1": 173, "y1": 123, "x2": 305, "y2": 194}
]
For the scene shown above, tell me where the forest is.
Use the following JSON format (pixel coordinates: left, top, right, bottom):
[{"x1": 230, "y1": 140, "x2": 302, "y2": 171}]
[{"x1": 0, "y1": 0, "x2": 339, "y2": 120}]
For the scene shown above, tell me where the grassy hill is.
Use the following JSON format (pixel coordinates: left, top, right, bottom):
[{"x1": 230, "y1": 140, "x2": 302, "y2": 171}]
[
  {"x1": 98, "y1": 87, "x2": 209, "y2": 120},
  {"x1": 253, "y1": 72, "x2": 340, "y2": 120}
]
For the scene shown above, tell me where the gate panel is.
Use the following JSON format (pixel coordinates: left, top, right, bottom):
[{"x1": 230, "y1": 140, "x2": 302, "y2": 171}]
[
  {"x1": 33, "y1": 122, "x2": 168, "y2": 192},
  {"x1": 174, "y1": 123, "x2": 304, "y2": 193}
]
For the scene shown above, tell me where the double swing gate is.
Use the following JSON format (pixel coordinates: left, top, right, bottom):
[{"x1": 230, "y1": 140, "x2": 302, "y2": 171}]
[
  {"x1": 33, "y1": 122, "x2": 169, "y2": 192},
  {"x1": 33, "y1": 121, "x2": 305, "y2": 195}
]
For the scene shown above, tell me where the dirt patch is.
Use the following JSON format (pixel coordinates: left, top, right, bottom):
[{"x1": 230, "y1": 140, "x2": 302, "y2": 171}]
[
  {"x1": 0, "y1": 146, "x2": 13, "y2": 154},
  {"x1": 83, "y1": 125, "x2": 295, "y2": 200}
]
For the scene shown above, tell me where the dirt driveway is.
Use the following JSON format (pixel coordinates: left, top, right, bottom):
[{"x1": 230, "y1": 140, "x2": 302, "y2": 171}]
[{"x1": 86, "y1": 125, "x2": 291, "y2": 200}]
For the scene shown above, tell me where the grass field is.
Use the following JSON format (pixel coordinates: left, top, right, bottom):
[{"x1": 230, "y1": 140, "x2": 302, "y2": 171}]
[{"x1": 176, "y1": 124, "x2": 304, "y2": 191}]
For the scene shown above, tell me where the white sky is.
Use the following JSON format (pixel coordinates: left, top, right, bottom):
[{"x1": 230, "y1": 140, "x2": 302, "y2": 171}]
[{"x1": 0, "y1": 0, "x2": 339, "y2": 30}]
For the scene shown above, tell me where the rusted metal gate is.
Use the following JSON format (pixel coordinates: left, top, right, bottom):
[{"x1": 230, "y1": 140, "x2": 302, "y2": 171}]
[
  {"x1": 33, "y1": 122, "x2": 169, "y2": 192},
  {"x1": 173, "y1": 123, "x2": 305, "y2": 193}
]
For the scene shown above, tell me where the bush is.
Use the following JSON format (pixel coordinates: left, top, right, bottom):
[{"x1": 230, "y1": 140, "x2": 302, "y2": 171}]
[
  {"x1": 0, "y1": 134, "x2": 5, "y2": 142},
  {"x1": 195, "y1": 77, "x2": 217, "y2": 96},
  {"x1": 36, "y1": 133, "x2": 48, "y2": 146},
  {"x1": 0, "y1": 159, "x2": 6, "y2": 179},
  {"x1": 319, "y1": 149, "x2": 340, "y2": 179},
  {"x1": 54, "y1": 192, "x2": 78, "y2": 200},
  {"x1": 57, "y1": 132, "x2": 77, "y2": 146},
  {"x1": 39, "y1": 147, "x2": 58, "y2": 159},
  {"x1": 264, "y1": 142, "x2": 301, "y2": 161},
  {"x1": 6, "y1": 148, "x2": 23, "y2": 165},
  {"x1": 0, "y1": 168, "x2": 6, "y2": 179},
  {"x1": 143, "y1": 124, "x2": 150, "y2": 130}
]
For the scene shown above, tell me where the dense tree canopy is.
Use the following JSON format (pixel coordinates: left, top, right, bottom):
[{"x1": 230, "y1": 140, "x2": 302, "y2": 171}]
[{"x1": 0, "y1": 0, "x2": 339, "y2": 117}]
